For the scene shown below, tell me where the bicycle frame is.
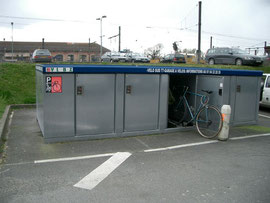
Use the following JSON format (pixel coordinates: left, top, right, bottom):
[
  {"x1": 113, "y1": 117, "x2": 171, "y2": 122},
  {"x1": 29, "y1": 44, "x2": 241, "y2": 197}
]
[
  {"x1": 173, "y1": 86, "x2": 223, "y2": 138},
  {"x1": 176, "y1": 87, "x2": 208, "y2": 123}
]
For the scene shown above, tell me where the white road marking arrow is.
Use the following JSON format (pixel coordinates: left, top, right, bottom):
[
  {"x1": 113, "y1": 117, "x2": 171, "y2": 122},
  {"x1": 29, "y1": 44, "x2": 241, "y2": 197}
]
[{"x1": 73, "y1": 152, "x2": 132, "y2": 191}]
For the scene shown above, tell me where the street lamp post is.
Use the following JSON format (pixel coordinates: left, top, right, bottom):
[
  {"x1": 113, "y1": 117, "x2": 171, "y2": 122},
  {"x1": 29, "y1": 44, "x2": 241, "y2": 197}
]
[
  {"x1": 11, "y1": 22, "x2": 14, "y2": 61},
  {"x1": 96, "y1": 16, "x2": 107, "y2": 61}
]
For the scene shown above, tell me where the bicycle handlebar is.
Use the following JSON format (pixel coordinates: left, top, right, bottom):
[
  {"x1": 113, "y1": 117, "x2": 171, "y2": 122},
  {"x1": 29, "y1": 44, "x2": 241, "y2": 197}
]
[
  {"x1": 183, "y1": 86, "x2": 213, "y2": 95},
  {"x1": 201, "y1": 90, "x2": 213, "y2": 94}
]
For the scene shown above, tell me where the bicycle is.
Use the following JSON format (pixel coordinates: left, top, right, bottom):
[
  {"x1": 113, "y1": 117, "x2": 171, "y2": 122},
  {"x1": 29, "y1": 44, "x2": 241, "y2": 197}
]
[{"x1": 171, "y1": 86, "x2": 223, "y2": 139}]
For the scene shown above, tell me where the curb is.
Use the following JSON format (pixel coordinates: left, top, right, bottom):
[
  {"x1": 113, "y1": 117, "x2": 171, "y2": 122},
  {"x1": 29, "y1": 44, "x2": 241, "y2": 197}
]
[
  {"x1": 0, "y1": 104, "x2": 36, "y2": 141},
  {"x1": 0, "y1": 105, "x2": 11, "y2": 142}
]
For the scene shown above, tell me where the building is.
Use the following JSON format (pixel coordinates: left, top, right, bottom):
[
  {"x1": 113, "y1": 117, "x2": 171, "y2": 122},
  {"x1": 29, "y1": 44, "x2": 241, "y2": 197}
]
[{"x1": 0, "y1": 41, "x2": 110, "y2": 62}]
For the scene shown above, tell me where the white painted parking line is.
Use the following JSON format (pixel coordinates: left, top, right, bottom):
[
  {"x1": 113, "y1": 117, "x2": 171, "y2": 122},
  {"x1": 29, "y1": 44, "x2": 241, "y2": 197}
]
[
  {"x1": 144, "y1": 133, "x2": 270, "y2": 153},
  {"x1": 230, "y1": 133, "x2": 270, "y2": 140},
  {"x1": 34, "y1": 153, "x2": 115, "y2": 164},
  {"x1": 74, "y1": 152, "x2": 131, "y2": 191},
  {"x1": 144, "y1": 140, "x2": 218, "y2": 153},
  {"x1": 259, "y1": 114, "x2": 270, "y2": 119}
]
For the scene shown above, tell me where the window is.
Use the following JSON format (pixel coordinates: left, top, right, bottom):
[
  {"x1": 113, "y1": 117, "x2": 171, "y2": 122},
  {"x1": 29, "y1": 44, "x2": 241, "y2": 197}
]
[
  {"x1": 266, "y1": 76, "x2": 270, "y2": 88},
  {"x1": 164, "y1": 55, "x2": 170, "y2": 60},
  {"x1": 79, "y1": 55, "x2": 87, "y2": 62},
  {"x1": 67, "y1": 54, "x2": 74, "y2": 62},
  {"x1": 55, "y1": 54, "x2": 63, "y2": 61},
  {"x1": 215, "y1": 49, "x2": 222, "y2": 54},
  {"x1": 223, "y1": 49, "x2": 230, "y2": 54}
]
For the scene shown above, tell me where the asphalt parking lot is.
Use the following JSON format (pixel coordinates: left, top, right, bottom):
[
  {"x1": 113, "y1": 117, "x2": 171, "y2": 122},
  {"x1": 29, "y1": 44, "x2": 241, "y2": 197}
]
[{"x1": 0, "y1": 107, "x2": 270, "y2": 203}]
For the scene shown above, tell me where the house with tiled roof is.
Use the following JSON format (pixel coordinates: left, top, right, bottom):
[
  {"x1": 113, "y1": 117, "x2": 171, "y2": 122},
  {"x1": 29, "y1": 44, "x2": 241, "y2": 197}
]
[{"x1": 0, "y1": 41, "x2": 110, "y2": 62}]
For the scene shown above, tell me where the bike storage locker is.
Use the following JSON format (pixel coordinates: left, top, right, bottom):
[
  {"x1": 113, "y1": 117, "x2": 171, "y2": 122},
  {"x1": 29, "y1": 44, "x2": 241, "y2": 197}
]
[{"x1": 36, "y1": 65, "x2": 262, "y2": 143}]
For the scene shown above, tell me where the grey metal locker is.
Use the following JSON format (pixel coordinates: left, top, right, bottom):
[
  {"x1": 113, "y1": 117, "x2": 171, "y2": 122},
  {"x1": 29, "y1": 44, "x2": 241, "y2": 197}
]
[
  {"x1": 196, "y1": 75, "x2": 224, "y2": 109},
  {"x1": 43, "y1": 74, "x2": 75, "y2": 138},
  {"x1": 233, "y1": 76, "x2": 259, "y2": 124},
  {"x1": 76, "y1": 74, "x2": 115, "y2": 136},
  {"x1": 124, "y1": 74, "x2": 160, "y2": 132}
]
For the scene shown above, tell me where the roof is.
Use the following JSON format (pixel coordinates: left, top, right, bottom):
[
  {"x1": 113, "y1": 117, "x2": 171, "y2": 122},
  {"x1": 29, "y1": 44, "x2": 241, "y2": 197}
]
[
  {"x1": 36, "y1": 64, "x2": 263, "y2": 76},
  {"x1": 0, "y1": 41, "x2": 110, "y2": 53}
]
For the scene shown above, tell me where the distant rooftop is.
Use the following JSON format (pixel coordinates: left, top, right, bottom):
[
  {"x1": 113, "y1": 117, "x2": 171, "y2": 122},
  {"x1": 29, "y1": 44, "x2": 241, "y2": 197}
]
[{"x1": 0, "y1": 41, "x2": 110, "y2": 53}]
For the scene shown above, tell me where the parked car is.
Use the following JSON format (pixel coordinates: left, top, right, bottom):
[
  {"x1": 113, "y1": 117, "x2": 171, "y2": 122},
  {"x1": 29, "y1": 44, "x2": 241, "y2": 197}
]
[
  {"x1": 260, "y1": 74, "x2": 270, "y2": 108},
  {"x1": 161, "y1": 53, "x2": 186, "y2": 63},
  {"x1": 32, "y1": 49, "x2": 52, "y2": 63},
  {"x1": 205, "y1": 47, "x2": 263, "y2": 66},
  {"x1": 263, "y1": 54, "x2": 270, "y2": 66},
  {"x1": 101, "y1": 52, "x2": 129, "y2": 62},
  {"x1": 127, "y1": 53, "x2": 150, "y2": 63},
  {"x1": 119, "y1": 53, "x2": 129, "y2": 62},
  {"x1": 101, "y1": 52, "x2": 119, "y2": 62}
]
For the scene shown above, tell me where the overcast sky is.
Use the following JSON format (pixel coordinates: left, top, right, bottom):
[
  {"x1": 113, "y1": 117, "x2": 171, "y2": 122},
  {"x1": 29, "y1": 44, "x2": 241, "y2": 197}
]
[{"x1": 0, "y1": 0, "x2": 269, "y2": 55}]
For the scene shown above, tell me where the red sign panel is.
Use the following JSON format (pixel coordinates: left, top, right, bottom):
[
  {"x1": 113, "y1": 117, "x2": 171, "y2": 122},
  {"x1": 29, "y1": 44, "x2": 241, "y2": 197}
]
[
  {"x1": 51, "y1": 76, "x2": 62, "y2": 93},
  {"x1": 46, "y1": 76, "x2": 62, "y2": 93}
]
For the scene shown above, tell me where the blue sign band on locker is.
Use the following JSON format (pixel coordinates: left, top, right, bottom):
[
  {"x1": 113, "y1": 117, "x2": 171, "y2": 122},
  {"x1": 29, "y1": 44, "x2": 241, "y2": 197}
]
[{"x1": 36, "y1": 64, "x2": 263, "y2": 76}]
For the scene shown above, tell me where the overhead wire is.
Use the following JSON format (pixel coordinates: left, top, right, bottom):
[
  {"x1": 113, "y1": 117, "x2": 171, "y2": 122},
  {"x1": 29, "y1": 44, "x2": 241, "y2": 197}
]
[
  {"x1": 2, "y1": 14, "x2": 267, "y2": 42},
  {"x1": 179, "y1": 4, "x2": 198, "y2": 30},
  {"x1": 0, "y1": 15, "x2": 90, "y2": 23},
  {"x1": 0, "y1": 14, "x2": 268, "y2": 51}
]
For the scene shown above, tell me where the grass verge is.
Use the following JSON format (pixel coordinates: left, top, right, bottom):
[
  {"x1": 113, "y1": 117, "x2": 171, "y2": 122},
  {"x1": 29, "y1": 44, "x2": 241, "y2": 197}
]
[
  {"x1": 0, "y1": 63, "x2": 36, "y2": 119},
  {"x1": 236, "y1": 125, "x2": 270, "y2": 133}
]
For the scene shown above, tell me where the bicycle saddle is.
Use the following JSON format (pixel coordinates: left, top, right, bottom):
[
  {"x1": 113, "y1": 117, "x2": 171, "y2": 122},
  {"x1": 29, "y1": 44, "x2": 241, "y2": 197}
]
[{"x1": 201, "y1": 89, "x2": 213, "y2": 94}]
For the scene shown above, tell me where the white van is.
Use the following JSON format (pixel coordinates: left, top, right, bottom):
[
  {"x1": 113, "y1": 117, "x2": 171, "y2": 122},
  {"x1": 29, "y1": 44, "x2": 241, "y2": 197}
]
[{"x1": 260, "y1": 74, "x2": 270, "y2": 108}]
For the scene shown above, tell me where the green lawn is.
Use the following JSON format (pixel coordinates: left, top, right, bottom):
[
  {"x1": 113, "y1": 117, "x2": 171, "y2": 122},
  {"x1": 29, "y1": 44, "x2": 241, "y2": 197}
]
[
  {"x1": 0, "y1": 63, "x2": 36, "y2": 118},
  {"x1": 0, "y1": 62, "x2": 269, "y2": 119}
]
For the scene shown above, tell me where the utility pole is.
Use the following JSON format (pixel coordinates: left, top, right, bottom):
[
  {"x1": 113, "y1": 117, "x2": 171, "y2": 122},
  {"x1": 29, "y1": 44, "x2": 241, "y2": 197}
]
[
  {"x1": 11, "y1": 22, "x2": 14, "y2": 61},
  {"x1": 264, "y1": 41, "x2": 267, "y2": 56},
  {"x1": 108, "y1": 26, "x2": 121, "y2": 52},
  {"x1": 89, "y1": 38, "x2": 91, "y2": 62},
  {"x1": 42, "y1": 38, "x2": 45, "y2": 49},
  {"x1": 197, "y1": 1, "x2": 202, "y2": 64},
  {"x1": 210, "y1": 36, "x2": 212, "y2": 49},
  {"x1": 3, "y1": 38, "x2": 6, "y2": 62},
  {"x1": 119, "y1": 26, "x2": 121, "y2": 52}
]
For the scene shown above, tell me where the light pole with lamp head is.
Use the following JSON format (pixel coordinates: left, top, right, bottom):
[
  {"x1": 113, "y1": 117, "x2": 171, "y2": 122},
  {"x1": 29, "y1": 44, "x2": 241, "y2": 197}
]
[{"x1": 96, "y1": 16, "x2": 107, "y2": 61}]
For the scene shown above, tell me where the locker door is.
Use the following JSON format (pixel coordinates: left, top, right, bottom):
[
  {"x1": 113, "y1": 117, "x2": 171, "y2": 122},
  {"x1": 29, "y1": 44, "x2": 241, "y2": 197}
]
[
  {"x1": 124, "y1": 74, "x2": 160, "y2": 132},
  {"x1": 197, "y1": 75, "x2": 224, "y2": 109},
  {"x1": 234, "y1": 76, "x2": 257, "y2": 122},
  {"x1": 76, "y1": 74, "x2": 115, "y2": 136}
]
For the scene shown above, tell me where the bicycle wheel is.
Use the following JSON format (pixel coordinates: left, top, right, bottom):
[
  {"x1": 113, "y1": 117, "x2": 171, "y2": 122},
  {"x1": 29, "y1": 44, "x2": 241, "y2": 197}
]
[
  {"x1": 173, "y1": 96, "x2": 187, "y2": 124},
  {"x1": 196, "y1": 105, "x2": 223, "y2": 139}
]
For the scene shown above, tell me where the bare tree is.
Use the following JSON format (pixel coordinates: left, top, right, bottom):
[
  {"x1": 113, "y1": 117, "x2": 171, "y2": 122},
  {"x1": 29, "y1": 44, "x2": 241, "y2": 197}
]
[
  {"x1": 182, "y1": 48, "x2": 196, "y2": 54},
  {"x1": 145, "y1": 43, "x2": 164, "y2": 59}
]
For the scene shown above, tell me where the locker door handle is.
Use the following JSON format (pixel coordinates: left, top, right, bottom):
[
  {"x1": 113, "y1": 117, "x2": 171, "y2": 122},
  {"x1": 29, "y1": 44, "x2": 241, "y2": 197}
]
[
  {"x1": 236, "y1": 85, "x2": 241, "y2": 93},
  {"x1": 77, "y1": 86, "x2": 83, "y2": 95},
  {"x1": 126, "y1": 85, "x2": 132, "y2": 94}
]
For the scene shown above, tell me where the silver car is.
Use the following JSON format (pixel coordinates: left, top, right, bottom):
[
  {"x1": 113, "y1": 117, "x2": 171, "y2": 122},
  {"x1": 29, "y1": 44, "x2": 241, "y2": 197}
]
[
  {"x1": 101, "y1": 52, "x2": 129, "y2": 62},
  {"x1": 101, "y1": 52, "x2": 119, "y2": 62},
  {"x1": 32, "y1": 49, "x2": 52, "y2": 63},
  {"x1": 127, "y1": 53, "x2": 150, "y2": 63}
]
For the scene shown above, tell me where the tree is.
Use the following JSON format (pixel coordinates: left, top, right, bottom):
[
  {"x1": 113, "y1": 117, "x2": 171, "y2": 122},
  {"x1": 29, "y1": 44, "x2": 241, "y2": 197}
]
[
  {"x1": 145, "y1": 43, "x2": 164, "y2": 59},
  {"x1": 173, "y1": 42, "x2": 178, "y2": 52},
  {"x1": 182, "y1": 48, "x2": 196, "y2": 54}
]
